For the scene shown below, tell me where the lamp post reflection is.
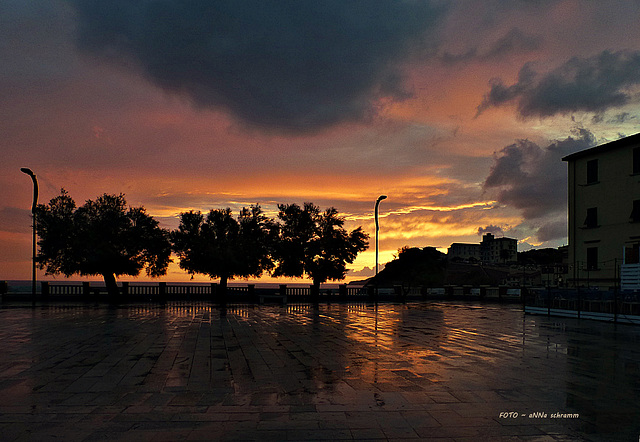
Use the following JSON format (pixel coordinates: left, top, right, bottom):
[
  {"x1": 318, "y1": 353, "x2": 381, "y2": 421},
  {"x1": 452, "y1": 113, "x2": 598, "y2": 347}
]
[
  {"x1": 374, "y1": 195, "x2": 387, "y2": 277},
  {"x1": 20, "y1": 168, "x2": 38, "y2": 306}
]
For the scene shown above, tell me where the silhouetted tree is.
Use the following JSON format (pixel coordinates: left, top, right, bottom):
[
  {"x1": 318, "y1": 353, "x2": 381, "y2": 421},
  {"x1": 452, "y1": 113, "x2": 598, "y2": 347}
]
[
  {"x1": 171, "y1": 205, "x2": 277, "y2": 296},
  {"x1": 36, "y1": 190, "x2": 171, "y2": 297},
  {"x1": 373, "y1": 246, "x2": 447, "y2": 290},
  {"x1": 237, "y1": 205, "x2": 279, "y2": 279},
  {"x1": 272, "y1": 203, "x2": 369, "y2": 295},
  {"x1": 518, "y1": 247, "x2": 564, "y2": 266}
]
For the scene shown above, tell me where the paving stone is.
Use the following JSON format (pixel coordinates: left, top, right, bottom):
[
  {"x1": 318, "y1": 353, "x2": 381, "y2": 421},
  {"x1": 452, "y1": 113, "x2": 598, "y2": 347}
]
[
  {"x1": 0, "y1": 302, "x2": 638, "y2": 440},
  {"x1": 349, "y1": 427, "x2": 387, "y2": 440}
]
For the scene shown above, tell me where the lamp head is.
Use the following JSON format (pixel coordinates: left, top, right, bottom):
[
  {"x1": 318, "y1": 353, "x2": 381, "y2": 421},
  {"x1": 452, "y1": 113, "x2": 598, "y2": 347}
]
[
  {"x1": 20, "y1": 168, "x2": 35, "y2": 177},
  {"x1": 376, "y1": 195, "x2": 387, "y2": 202}
]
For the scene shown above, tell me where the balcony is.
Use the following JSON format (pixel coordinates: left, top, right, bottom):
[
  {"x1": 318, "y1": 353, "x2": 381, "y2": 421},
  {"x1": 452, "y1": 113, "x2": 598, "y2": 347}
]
[{"x1": 621, "y1": 263, "x2": 640, "y2": 290}]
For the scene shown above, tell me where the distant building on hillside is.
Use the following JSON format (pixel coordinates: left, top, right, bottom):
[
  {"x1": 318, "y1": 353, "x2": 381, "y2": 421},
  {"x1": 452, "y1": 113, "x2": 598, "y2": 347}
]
[
  {"x1": 562, "y1": 133, "x2": 640, "y2": 290},
  {"x1": 447, "y1": 243, "x2": 480, "y2": 262},
  {"x1": 448, "y1": 233, "x2": 517, "y2": 264},
  {"x1": 480, "y1": 233, "x2": 517, "y2": 264}
]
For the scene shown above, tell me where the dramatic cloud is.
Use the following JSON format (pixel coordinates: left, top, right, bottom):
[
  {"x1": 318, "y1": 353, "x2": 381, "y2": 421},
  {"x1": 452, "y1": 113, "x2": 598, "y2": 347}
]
[
  {"x1": 535, "y1": 219, "x2": 567, "y2": 243},
  {"x1": 347, "y1": 266, "x2": 377, "y2": 278},
  {"x1": 610, "y1": 112, "x2": 634, "y2": 124},
  {"x1": 478, "y1": 50, "x2": 640, "y2": 117},
  {"x1": 477, "y1": 225, "x2": 504, "y2": 236},
  {"x1": 5, "y1": 0, "x2": 640, "y2": 280},
  {"x1": 440, "y1": 27, "x2": 542, "y2": 65},
  {"x1": 482, "y1": 28, "x2": 542, "y2": 60},
  {"x1": 483, "y1": 128, "x2": 597, "y2": 241},
  {"x1": 70, "y1": 0, "x2": 444, "y2": 133}
]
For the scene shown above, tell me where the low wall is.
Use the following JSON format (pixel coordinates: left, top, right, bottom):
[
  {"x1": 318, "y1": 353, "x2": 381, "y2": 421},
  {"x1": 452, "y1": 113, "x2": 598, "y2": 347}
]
[
  {"x1": 2, "y1": 281, "x2": 373, "y2": 304},
  {"x1": 1, "y1": 281, "x2": 530, "y2": 305}
]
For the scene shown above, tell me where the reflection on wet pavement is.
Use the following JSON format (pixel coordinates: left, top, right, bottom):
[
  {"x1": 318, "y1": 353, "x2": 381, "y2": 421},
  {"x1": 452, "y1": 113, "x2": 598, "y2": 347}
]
[{"x1": 0, "y1": 302, "x2": 639, "y2": 440}]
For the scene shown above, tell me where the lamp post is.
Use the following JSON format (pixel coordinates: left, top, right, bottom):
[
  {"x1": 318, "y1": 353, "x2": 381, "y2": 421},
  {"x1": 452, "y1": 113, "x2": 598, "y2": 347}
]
[
  {"x1": 374, "y1": 195, "x2": 387, "y2": 277},
  {"x1": 20, "y1": 168, "x2": 38, "y2": 306}
]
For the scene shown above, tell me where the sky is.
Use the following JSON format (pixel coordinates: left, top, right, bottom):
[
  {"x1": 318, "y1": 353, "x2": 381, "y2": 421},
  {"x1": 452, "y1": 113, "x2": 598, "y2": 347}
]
[{"x1": 2, "y1": 0, "x2": 640, "y2": 283}]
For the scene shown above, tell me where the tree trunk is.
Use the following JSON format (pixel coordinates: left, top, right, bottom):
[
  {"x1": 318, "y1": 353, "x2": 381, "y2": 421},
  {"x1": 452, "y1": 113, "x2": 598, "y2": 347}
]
[
  {"x1": 219, "y1": 275, "x2": 228, "y2": 302},
  {"x1": 311, "y1": 279, "x2": 320, "y2": 302},
  {"x1": 102, "y1": 272, "x2": 120, "y2": 299}
]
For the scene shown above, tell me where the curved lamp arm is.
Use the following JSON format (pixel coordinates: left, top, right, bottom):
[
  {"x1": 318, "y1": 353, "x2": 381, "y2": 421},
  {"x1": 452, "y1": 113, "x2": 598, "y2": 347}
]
[
  {"x1": 20, "y1": 168, "x2": 38, "y2": 213},
  {"x1": 374, "y1": 195, "x2": 387, "y2": 276}
]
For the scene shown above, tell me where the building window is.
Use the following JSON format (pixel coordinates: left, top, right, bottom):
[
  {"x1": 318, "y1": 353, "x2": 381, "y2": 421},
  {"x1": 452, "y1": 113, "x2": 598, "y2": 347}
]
[
  {"x1": 626, "y1": 243, "x2": 640, "y2": 265},
  {"x1": 586, "y1": 159, "x2": 598, "y2": 184},
  {"x1": 584, "y1": 207, "x2": 598, "y2": 228},
  {"x1": 586, "y1": 247, "x2": 598, "y2": 271},
  {"x1": 631, "y1": 200, "x2": 640, "y2": 223},
  {"x1": 634, "y1": 148, "x2": 640, "y2": 175}
]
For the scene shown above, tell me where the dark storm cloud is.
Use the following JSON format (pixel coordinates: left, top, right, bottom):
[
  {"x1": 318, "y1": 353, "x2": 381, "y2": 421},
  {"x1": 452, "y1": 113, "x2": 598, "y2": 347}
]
[
  {"x1": 439, "y1": 48, "x2": 478, "y2": 65},
  {"x1": 609, "y1": 112, "x2": 637, "y2": 124},
  {"x1": 482, "y1": 27, "x2": 542, "y2": 60},
  {"x1": 478, "y1": 50, "x2": 640, "y2": 117},
  {"x1": 70, "y1": 0, "x2": 445, "y2": 133},
  {"x1": 439, "y1": 28, "x2": 542, "y2": 65},
  {"x1": 477, "y1": 225, "x2": 504, "y2": 236},
  {"x1": 483, "y1": 128, "x2": 596, "y2": 241},
  {"x1": 535, "y1": 219, "x2": 566, "y2": 242}
]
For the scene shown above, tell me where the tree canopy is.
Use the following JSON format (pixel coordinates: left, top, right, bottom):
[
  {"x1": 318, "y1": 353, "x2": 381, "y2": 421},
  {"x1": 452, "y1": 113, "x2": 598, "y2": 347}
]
[
  {"x1": 36, "y1": 193, "x2": 369, "y2": 297},
  {"x1": 171, "y1": 205, "x2": 277, "y2": 294},
  {"x1": 373, "y1": 246, "x2": 447, "y2": 289},
  {"x1": 272, "y1": 203, "x2": 369, "y2": 292},
  {"x1": 35, "y1": 190, "x2": 171, "y2": 296}
]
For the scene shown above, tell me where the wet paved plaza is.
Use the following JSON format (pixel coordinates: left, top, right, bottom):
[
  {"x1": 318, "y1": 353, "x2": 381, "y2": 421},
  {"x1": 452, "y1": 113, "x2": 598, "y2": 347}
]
[{"x1": 0, "y1": 302, "x2": 639, "y2": 441}]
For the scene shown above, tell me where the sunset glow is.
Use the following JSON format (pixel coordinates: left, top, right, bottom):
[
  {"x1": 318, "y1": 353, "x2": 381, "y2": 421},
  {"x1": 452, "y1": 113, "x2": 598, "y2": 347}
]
[{"x1": 3, "y1": 1, "x2": 640, "y2": 283}]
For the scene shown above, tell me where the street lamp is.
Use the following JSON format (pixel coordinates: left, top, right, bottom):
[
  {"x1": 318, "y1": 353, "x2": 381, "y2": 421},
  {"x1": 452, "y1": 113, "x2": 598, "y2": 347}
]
[
  {"x1": 374, "y1": 195, "x2": 387, "y2": 277},
  {"x1": 20, "y1": 168, "x2": 38, "y2": 306}
]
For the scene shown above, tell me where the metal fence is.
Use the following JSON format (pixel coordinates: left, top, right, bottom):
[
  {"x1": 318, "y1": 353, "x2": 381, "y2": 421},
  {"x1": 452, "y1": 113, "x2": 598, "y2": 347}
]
[{"x1": 523, "y1": 287, "x2": 640, "y2": 324}]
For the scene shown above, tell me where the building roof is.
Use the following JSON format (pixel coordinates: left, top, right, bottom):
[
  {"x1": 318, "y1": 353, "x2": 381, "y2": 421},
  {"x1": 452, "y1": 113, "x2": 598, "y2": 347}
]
[{"x1": 562, "y1": 132, "x2": 640, "y2": 162}]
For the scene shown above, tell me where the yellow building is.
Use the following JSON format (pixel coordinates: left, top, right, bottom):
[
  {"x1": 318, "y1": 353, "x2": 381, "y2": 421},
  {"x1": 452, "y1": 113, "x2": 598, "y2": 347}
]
[{"x1": 563, "y1": 133, "x2": 640, "y2": 290}]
